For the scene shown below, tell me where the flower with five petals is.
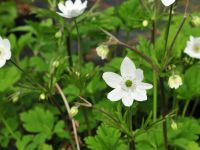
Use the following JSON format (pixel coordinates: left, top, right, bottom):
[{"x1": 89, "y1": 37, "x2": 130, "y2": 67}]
[
  {"x1": 102, "y1": 57, "x2": 153, "y2": 107},
  {"x1": 57, "y1": 0, "x2": 87, "y2": 19}
]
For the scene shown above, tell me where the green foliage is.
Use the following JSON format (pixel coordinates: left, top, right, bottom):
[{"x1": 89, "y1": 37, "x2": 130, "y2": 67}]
[
  {"x1": 178, "y1": 65, "x2": 200, "y2": 99},
  {"x1": 85, "y1": 124, "x2": 128, "y2": 150}
]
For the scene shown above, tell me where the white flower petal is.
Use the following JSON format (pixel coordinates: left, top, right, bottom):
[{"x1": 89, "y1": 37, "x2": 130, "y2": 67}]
[
  {"x1": 57, "y1": 0, "x2": 87, "y2": 18},
  {"x1": 120, "y1": 57, "x2": 136, "y2": 77},
  {"x1": 65, "y1": 0, "x2": 73, "y2": 7},
  {"x1": 74, "y1": 0, "x2": 82, "y2": 7},
  {"x1": 58, "y1": 3, "x2": 67, "y2": 14},
  {"x1": 135, "y1": 69, "x2": 144, "y2": 81},
  {"x1": 133, "y1": 89, "x2": 147, "y2": 101},
  {"x1": 122, "y1": 92, "x2": 134, "y2": 107},
  {"x1": 161, "y1": 0, "x2": 175, "y2": 6},
  {"x1": 107, "y1": 88, "x2": 123, "y2": 101},
  {"x1": 184, "y1": 36, "x2": 200, "y2": 59},
  {"x1": 138, "y1": 82, "x2": 153, "y2": 90},
  {"x1": 102, "y1": 72, "x2": 122, "y2": 88},
  {"x1": 0, "y1": 59, "x2": 6, "y2": 68}
]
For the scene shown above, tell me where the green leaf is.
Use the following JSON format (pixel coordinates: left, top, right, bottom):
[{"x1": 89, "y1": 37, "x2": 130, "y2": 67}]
[
  {"x1": 85, "y1": 124, "x2": 128, "y2": 150},
  {"x1": 178, "y1": 65, "x2": 200, "y2": 99},
  {"x1": 0, "y1": 66, "x2": 21, "y2": 92},
  {"x1": 20, "y1": 107, "x2": 55, "y2": 138}
]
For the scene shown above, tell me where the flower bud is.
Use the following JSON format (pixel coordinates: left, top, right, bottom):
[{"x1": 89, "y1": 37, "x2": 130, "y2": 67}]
[
  {"x1": 55, "y1": 31, "x2": 62, "y2": 39},
  {"x1": 168, "y1": 75, "x2": 183, "y2": 89},
  {"x1": 69, "y1": 106, "x2": 79, "y2": 118},
  {"x1": 191, "y1": 16, "x2": 200, "y2": 27},
  {"x1": 39, "y1": 93, "x2": 46, "y2": 100},
  {"x1": 142, "y1": 20, "x2": 149, "y2": 27},
  {"x1": 96, "y1": 45, "x2": 109, "y2": 60},
  {"x1": 52, "y1": 61, "x2": 60, "y2": 68},
  {"x1": 171, "y1": 121, "x2": 178, "y2": 130}
]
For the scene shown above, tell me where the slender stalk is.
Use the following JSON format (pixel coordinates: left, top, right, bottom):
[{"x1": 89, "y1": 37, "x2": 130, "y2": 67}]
[
  {"x1": 74, "y1": 19, "x2": 82, "y2": 72},
  {"x1": 129, "y1": 107, "x2": 135, "y2": 150},
  {"x1": 182, "y1": 100, "x2": 190, "y2": 117},
  {"x1": 66, "y1": 34, "x2": 73, "y2": 67},
  {"x1": 118, "y1": 41, "x2": 160, "y2": 73},
  {"x1": 153, "y1": 71, "x2": 158, "y2": 121},
  {"x1": 100, "y1": 29, "x2": 160, "y2": 73},
  {"x1": 55, "y1": 84, "x2": 80, "y2": 150},
  {"x1": 190, "y1": 99, "x2": 199, "y2": 116},
  {"x1": 163, "y1": 0, "x2": 189, "y2": 69},
  {"x1": 164, "y1": 5, "x2": 173, "y2": 53},
  {"x1": 159, "y1": 78, "x2": 168, "y2": 150},
  {"x1": 0, "y1": 113, "x2": 20, "y2": 141}
]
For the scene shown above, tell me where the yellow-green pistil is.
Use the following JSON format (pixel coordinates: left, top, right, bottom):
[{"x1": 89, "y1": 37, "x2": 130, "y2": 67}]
[
  {"x1": 194, "y1": 44, "x2": 200, "y2": 52},
  {"x1": 125, "y1": 80, "x2": 132, "y2": 87}
]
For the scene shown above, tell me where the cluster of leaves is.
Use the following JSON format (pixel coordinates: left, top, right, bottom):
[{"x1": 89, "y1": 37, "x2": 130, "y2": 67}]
[{"x1": 0, "y1": 0, "x2": 200, "y2": 150}]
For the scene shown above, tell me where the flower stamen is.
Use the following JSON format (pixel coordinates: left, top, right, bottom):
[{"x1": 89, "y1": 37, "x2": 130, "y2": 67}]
[{"x1": 125, "y1": 80, "x2": 132, "y2": 87}]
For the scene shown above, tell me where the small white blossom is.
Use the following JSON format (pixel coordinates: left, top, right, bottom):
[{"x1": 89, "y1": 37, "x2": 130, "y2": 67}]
[
  {"x1": 161, "y1": 0, "x2": 175, "y2": 7},
  {"x1": 57, "y1": 0, "x2": 87, "y2": 19},
  {"x1": 168, "y1": 75, "x2": 183, "y2": 89},
  {"x1": 96, "y1": 45, "x2": 109, "y2": 60},
  {"x1": 0, "y1": 36, "x2": 11, "y2": 68},
  {"x1": 102, "y1": 57, "x2": 153, "y2": 107},
  {"x1": 184, "y1": 36, "x2": 200, "y2": 59}
]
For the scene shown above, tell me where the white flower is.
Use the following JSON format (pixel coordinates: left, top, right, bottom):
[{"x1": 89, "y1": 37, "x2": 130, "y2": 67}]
[
  {"x1": 96, "y1": 45, "x2": 109, "y2": 60},
  {"x1": 168, "y1": 75, "x2": 183, "y2": 89},
  {"x1": 161, "y1": 0, "x2": 175, "y2": 7},
  {"x1": 0, "y1": 36, "x2": 11, "y2": 68},
  {"x1": 102, "y1": 57, "x2": 153, "y2": 107},
  {"x1": 184, "y1": 36, "x2": 200, "y2": 59},
  {"x1": 57, "y1": 0, "x2": 87, "y2": 19}
]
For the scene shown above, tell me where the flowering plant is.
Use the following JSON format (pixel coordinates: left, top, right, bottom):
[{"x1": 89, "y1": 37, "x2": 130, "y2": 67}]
[{"x1": 0, "y1": 0, "x2": 200, "y2": 150}]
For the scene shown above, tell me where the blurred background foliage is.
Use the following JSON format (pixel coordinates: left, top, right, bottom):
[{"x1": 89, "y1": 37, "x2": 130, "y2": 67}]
[{"x1": 0, "y1": 0, "x2": 200, "y2": 150}]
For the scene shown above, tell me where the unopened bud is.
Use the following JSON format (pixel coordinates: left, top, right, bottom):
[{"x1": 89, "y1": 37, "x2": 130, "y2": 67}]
[
  {"x1": 96, "y1": 45, "x2": 109, "y2": 60},
  {"x1": 39, "y1": 93, "x2": 46, "y2": 100},
  {"x1": 52, "y1": 61, "x2": 60, "y2": 68},
  {"x1": 69, "y1": 106, "x2": 79, "y2": 118},
  {"x1": 55, "y1": 31, "x2": 62, "y2": 39},
  {"x1": 191, "y1": 16, "x2": 200, "y2": 27},
  {"x1": 142, "y1": 20, "x2": 149, "y2": 27},
  {"x1": 171, "y1": 121, "x2": 178, "y2": 130},
  {"x1": 168, "y1": 75, "x2": 183, "y2": 89}
]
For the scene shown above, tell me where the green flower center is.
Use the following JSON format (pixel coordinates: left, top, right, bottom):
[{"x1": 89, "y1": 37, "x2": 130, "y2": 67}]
[
  {"x1": 193, "y1": 44, "x2": 200, "y2": 52},
  {"x1": 125, "y1": 80, "x2": 132, "y2": 87}
]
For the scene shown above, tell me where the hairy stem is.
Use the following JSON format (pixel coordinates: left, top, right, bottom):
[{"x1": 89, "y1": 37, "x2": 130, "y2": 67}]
[
  {"x1": 56, "y1": 84, "x2": 80, "y2": 150},
  {"x1": 74, "y1": 19, "x2": 82, "y2": 72},
  {"x1": 159, "y1": 78, "x2": 168, "y2": 150},
  {"x1": 67, "y1": 34, "x2": 73, "y2": 67},
  {"x1": 182, "y1": 100, "x2": 190, "y2": 117}
]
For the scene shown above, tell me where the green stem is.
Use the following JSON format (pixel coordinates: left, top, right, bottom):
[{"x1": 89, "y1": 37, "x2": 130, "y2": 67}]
[
  {"x1": 159, "y1": 77, "x2": 169, "y2": 150},
  {"x1": 74, "y1": 19, "x2": 82, "y2": 72},
  {"x1": 182, "y1": 100, "x2": 190, "y2": 117},
  {"x1": 162, "y1": 5, "x2": 173, "y2": 68},
  {"x1": 0, "y1": 113, "x2": 20, "y2": 141},
  {"x1": 153, "y1": 71, "x2": 157, "y2": 121},
  {"x1": 128, "y1": 107, "x2": 135, "y2": 150}
]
